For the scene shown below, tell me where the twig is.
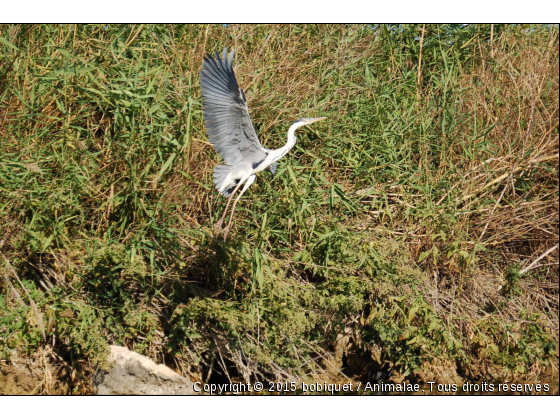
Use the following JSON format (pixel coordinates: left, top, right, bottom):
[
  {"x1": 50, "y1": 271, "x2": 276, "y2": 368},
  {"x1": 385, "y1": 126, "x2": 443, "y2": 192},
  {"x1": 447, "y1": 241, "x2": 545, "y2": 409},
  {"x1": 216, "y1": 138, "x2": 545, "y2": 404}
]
[
  {"x1": 461, "y1": 155, "x2": 558, "y2": 202},
  {"x1": 258, "y1": 32, "x2": 272, "y2": 56},
  {"x1": 490, "y1": 24, "x2": 494, "y2": 57},
  {"x1": 478, "y1": 179, "x2": 508, "y2": 242},
  {"x1": 436, "y1": 158, "x2": 503, "y2": 205},
  {"x1": 122, "y1": 24, "x2": 145, "y2": 53},
  {"x1": 520, "y1": 244, "x2": 558, "y2": 275}
]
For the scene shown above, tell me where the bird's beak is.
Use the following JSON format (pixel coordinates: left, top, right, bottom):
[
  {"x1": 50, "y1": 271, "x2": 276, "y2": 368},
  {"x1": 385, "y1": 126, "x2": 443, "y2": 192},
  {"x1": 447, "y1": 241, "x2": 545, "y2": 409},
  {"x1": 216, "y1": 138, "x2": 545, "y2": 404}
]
[{"x1": 308, "y1": 117, "x2": 327, "y2": 124}]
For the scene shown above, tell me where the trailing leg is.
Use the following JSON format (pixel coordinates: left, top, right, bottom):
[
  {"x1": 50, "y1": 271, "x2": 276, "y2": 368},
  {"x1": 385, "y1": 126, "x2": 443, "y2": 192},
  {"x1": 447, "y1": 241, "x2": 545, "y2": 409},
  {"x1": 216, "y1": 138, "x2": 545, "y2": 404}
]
[
  {"x1": 215, "y1": 181, "x2": 243, "y2": 232},
  {"x1": 223, "y1": 175, "x2": 256, "y2": 240}
]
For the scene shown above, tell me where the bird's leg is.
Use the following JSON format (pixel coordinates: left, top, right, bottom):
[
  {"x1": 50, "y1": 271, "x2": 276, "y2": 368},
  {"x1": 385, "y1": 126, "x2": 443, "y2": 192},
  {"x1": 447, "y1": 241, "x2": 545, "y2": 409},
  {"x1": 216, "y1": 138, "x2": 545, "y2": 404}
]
[
  {"x1": 215, "y1": 182, "x2": 243, "y2": 232},
  {"x1": 223, "y1": 175, "x2": 255, "y2": 240},
  {"x1": 222, "y1": 192, "x2": 244, "y2": 241}
]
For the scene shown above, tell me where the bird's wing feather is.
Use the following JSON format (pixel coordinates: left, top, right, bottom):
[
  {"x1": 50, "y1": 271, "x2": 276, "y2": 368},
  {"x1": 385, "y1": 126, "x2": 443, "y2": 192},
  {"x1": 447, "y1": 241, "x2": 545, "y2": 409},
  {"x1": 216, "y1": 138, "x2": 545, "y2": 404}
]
[{"x1": 200, "y1": 48, "x2": 266, "y2": 166}]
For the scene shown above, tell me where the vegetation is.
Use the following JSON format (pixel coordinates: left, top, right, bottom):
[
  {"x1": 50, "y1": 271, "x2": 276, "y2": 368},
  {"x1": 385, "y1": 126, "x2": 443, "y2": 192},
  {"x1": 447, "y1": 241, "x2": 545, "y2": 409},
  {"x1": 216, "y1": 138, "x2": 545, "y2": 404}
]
[{"x1": 0, "y1": 24, "x2": 558, "y2": 394}]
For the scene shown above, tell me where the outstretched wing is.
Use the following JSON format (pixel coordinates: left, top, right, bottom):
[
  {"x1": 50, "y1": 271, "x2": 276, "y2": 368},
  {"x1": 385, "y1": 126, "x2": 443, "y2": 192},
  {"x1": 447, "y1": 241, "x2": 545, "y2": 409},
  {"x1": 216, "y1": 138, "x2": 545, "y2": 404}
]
[{"x1": 200, "y1": 48, "x2": 267, "y2": 166}]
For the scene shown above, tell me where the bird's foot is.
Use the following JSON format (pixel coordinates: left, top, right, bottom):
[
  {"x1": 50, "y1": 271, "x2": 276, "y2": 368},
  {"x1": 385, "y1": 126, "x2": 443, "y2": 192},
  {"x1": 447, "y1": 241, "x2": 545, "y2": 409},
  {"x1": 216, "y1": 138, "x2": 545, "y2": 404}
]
[
  {"x1": 222, "y1": 226, "x2": 230, "y2": 241},
  {"x1": 214, "y1": 218, "x2": 225, "y2": 234}
]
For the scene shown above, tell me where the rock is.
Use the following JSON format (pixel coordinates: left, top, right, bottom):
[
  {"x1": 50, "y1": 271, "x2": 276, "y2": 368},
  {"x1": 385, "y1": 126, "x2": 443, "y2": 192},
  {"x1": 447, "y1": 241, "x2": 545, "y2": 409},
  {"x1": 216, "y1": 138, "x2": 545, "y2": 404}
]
[{"x1": 93, "y1": 345, "x2": 195, "y2": 395}]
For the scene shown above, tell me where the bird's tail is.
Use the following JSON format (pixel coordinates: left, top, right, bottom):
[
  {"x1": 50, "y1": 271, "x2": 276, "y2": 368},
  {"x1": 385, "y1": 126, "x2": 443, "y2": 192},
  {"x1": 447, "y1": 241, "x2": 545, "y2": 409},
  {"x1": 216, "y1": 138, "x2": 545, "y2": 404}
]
[{"x1": 213, "y1": 164, "x2": 237, "y2": 197}]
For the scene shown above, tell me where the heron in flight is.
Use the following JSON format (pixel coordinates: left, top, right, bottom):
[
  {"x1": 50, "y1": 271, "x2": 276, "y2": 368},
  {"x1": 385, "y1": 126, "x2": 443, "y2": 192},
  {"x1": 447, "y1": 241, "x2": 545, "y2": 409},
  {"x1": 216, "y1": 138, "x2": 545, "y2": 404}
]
[{"x1": 200, "y1": 48, "x2": 325, "y2": 239}]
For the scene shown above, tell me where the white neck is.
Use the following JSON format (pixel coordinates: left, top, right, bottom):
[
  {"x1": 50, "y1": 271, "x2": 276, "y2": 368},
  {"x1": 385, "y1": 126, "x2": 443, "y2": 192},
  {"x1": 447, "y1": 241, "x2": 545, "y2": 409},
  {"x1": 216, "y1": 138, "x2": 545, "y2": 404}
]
[{"x1": 269, "y1": 121, "x2": 306, "y2": 163}]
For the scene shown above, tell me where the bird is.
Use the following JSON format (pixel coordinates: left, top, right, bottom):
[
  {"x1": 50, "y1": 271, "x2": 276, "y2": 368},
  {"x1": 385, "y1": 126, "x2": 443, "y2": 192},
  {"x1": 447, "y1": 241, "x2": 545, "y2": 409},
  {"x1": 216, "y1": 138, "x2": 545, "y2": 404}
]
[{"x1": 200, "y1": 48, "x2": 326, "y2": 239}]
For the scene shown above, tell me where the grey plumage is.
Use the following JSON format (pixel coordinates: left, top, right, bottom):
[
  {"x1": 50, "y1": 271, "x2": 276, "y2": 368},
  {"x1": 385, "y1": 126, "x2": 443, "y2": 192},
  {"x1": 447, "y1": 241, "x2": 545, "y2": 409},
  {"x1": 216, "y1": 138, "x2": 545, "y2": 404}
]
[
  {"x1": 213, "y1": 164, "x2": 235, "y2": 197},
  {"x1": 201, "y1": 48, "x2": 267, "y2": 170}
]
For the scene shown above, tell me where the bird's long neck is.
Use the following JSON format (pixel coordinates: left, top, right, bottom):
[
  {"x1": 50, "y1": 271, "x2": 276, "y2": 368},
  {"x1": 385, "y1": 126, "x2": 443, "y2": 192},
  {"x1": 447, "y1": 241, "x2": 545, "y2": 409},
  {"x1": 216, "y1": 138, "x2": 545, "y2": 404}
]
[{"x1": 270, "y1": 122, "x2": 301, "y2": 162}]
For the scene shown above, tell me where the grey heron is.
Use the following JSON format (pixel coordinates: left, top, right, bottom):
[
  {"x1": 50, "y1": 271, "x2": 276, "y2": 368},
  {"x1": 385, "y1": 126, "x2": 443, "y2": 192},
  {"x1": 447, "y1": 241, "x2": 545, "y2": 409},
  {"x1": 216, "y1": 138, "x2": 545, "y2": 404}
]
[{"x1": 200, "y1": 48, "x2": 325, "y2": 239}]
